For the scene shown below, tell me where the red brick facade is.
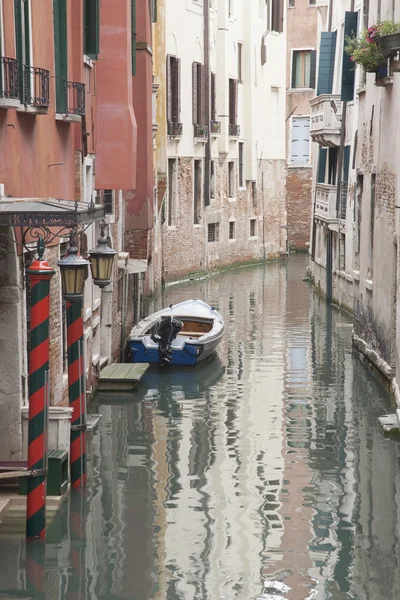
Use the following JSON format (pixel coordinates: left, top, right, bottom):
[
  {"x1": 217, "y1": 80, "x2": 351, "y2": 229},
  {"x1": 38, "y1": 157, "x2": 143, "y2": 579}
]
[{"x1": 286, "y1": 167, "x2": 312, "y2": 251}]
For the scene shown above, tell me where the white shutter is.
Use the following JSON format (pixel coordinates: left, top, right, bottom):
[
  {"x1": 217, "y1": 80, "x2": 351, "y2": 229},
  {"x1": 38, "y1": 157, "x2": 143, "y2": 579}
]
[{"x1": 291, "y1": 117, "x2": 310, "y2": 165}]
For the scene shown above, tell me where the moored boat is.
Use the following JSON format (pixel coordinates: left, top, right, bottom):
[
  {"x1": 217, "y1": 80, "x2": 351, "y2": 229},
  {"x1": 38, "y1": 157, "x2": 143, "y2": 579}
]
[{"x1": 128, "y1": 299, "x2": 224, "y2": 366}]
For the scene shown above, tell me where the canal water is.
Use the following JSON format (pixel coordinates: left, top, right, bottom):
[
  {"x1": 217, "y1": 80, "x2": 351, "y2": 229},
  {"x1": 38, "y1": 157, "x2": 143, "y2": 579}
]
[{"x1": 1, "y1": 255, "x2": 400, "y2": 600}]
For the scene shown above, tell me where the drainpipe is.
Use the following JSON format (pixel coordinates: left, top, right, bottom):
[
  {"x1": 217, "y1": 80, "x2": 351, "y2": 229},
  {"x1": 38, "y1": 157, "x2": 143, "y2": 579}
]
[{"x1": 204, "y1": 0, "x2": 210, "y2": 272}]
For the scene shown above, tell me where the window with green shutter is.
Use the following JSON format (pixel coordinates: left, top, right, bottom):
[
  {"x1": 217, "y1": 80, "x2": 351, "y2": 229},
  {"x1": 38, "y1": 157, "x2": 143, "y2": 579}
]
[
  {"x1": 14, "y1": 0, "x2": 31, "y2": 100},
  {"x1": 341, "y1": 12, "x2": 358, "y2": 102},
  {"x1": 84, "y1": 0, "x2": 100, "y2": 59},
  {"x1": 151, "y1": 0, "x2": 157, "y2": 23},
  {"x1": 317, "y1": 148, "x2": 327, "y2": 183},
  {"x1": 131, "y1": 0, "x2": 137, "y2": 75},
  {"x1": 317, "y1": 32, "x2": 337, "y2": 96},
  {"x1": 53, "y1": 0, "x2": 68, "y2": 113}
]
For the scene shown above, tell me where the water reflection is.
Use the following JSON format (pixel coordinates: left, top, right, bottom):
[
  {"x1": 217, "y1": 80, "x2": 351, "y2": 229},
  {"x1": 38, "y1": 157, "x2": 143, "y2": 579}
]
[{"x1": 0, "y1": 257, "x2": 400, "y2": 599}]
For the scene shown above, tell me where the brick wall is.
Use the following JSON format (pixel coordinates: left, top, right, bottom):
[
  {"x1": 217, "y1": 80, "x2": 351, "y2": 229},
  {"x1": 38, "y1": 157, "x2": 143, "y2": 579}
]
[
  {"x1": 286, "y1": 167, "x2": 312, "y2": 251},
  {"x1": 161, "y1": 156, "x2": 287, "y2": 283}
]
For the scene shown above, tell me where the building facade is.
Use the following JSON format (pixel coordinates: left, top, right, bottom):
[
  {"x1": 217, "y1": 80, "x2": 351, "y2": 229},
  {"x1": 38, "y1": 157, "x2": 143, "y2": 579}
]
[
  {"x1": 286, "y1": 0, "x2": 318, "y2": 251},
  {"x1": 159, "y1": 0, "x2": 287, "y2": 284},
  {"x1": 0, "y1": 0, "x2": 139, "y2": 461},
  {"x1": 309, "y1": 0, "x2": 361, "y2": 313}
]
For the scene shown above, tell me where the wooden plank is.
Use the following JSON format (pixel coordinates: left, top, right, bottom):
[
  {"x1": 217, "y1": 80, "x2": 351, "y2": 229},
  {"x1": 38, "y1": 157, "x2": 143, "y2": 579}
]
[
  {"x1": 97, "y1": 363, "x2": 149, "y2": 391},
  {"x1": 0, "y1": 471, "x2": 31, "y2": 480}
]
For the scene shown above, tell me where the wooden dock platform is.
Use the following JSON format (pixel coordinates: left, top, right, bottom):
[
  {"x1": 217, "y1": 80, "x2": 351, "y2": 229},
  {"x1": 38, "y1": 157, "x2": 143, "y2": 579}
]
[{"x1": 98, "y1": 363, "x2": 149, "y2": 392}]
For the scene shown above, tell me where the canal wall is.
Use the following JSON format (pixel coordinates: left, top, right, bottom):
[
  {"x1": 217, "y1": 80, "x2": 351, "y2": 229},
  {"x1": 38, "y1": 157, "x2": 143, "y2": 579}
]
[{"x1": 308, "y1": 258, "x2": 354, "y2": 315}]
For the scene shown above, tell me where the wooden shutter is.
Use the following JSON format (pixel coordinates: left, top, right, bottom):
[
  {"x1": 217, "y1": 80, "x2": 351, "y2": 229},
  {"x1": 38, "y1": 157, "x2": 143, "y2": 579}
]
[
  {"x1": 192, "y1": 62, "x2": 198, "y2": 124},
  {"x1": 309, "y1": 50, "x2": 316, "y2": 89},
  {"x1": 53, "y1": 0, "x2": 68, "y2": 113},
  {"x1": 291, "y1": 52, "x2": 297, "y2": 88},
  {"x1": 317, "y1": 148, "x2": 327, "y2": 183},
  {"x1": 176, "y1": 57, "x2": 181, "y2": 122},
  {"x1": 234, "y1": 79, "x2": 238, "y2": 124},
  {"x1": 211, "y1": 72, "x2": 216, "y2": 121},
  {"x1": 199, "y1": 64, "x2": 206, "y2": 125},
  {"x1": 166, "y1": 55, "x2": 172, "y2": 122},
  {"x1": 84, "y1": 0, "x2": 100, "y2": 59},
  {"x1": 131, "y1": 0, "x2": 137, "y2": 75},
  {"x1": 343, "y1": 145, "x2": 351, "y2": 182},
  {"x1": 341, "y1": 12, "x2": 358, "y2": 101},
  {"x1": 291, "y1": 117, "x2": 310, "y2": 164},
  {"x1": 317, "y1": 32, "x2": 337, "y2": 96}
]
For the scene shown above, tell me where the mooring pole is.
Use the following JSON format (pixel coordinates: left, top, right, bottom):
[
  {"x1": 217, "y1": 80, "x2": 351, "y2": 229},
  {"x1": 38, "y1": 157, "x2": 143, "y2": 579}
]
[
  {"x1": 26, "y1": 236, "x2": 54, "y2": 540},
  {"x1": 25, "y1": 538, "x2": 46, "y2": 598},
  {"x1": 66, "y1": 299, "x2": 87, "y2": 488}
]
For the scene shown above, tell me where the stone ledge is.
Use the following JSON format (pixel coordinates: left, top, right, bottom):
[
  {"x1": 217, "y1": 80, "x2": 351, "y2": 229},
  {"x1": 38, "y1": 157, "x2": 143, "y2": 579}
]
[{"x1": 352, "y1": 332, "x2": 393, "y2": 379}]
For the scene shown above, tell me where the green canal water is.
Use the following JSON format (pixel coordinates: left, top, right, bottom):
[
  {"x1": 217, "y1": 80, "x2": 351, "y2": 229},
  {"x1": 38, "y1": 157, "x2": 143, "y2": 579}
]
[{"x1": 0, "y1": 256, "x2": 400, "y2": 599}]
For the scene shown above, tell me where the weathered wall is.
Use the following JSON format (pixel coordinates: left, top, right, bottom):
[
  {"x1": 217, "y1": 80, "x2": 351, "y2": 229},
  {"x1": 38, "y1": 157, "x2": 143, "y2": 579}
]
[{"x1": 286, "y1": 168, "x2": 312, "y2": 250}]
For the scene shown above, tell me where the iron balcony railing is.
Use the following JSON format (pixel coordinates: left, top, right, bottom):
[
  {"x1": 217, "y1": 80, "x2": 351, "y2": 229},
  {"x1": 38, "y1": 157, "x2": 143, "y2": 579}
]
[
  {"x1": 24, "y1": 66, "x2": 50, "y2": 107},
  {"x1": 229, "y1": 123, "x2": 240, "y2": 137},
  {"x1": 340, "y1": 181, "x2": 348, "y2": 220},
  {"x1": 167, "y1": 121, "x2": 183, "y2": 137},
  {"x1": 0, "y1": 57, "x2": 19, "y2": 99},
  {"x1": 194, "y1": 123, "x2": 208, "y2": 138},
  {"x1": 63, "y1": 80, "x2": 85, "y2": 116},
  {"x1": 211, "y1": 120, "x2": 221, "y2": 135}
]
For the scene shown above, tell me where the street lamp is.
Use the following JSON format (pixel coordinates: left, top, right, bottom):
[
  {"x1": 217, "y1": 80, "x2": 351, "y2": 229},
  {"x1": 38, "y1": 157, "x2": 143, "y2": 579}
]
[
  {"x1": 88, "y1": 222, "x2": 116, "y2": 288},
  {"x1": 57, "y1": 232, "x2": 89, "y2": 302}
]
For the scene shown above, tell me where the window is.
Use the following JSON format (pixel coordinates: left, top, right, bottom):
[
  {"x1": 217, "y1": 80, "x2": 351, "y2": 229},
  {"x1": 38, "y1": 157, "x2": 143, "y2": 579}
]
[
  {"x1": 292, "y1": 50, "x2": 316, "y2": 88},
  {"x1": 228, "y1": 161, "x2": 235, "y2": 198},
  {"x1": 84, "y1": 0, "x2": 100, "y2": 59},
  {"x1": 271, "y1": 0, "x2": 283, "y2": 33},
  {"x1": 238, "y1": 42, "x2": 243, "y2": 82},
  {"x1": 194, "y1": 160, "x2": 202, "y2": 224},
  {"x1": 168, "y1": 158, "x2": 177, "y2": 225},
  {"x1": 167, "y1": 55, "x2": 181, "y2": 124},
  {"x1": 229, "y1": 78, "x2": 238, "y2": 125},
  {"x1": 252, "y1": 182, "x2": 257, "y2": 206},
  {"x1": 309, "y1": 0, "x2": 316, "y2": 5},
  {"x1": 239, "y1": 143, "x2": 244, "y2": 187},
  {"x1": 208, "y1": 223, "x2": 219, "y2": 242},
  {"x1": 250, "y1": 218, "x2": 257, "y2": 237},
  {"x1": 53, "y1": 0, "x2": 68, "y2": 113},
  {"x1": 288, "y1": 0, "x2": 295, "y2": 6},
  {"x1": 370, "y1": 174, "x2": 376, "y2": 252},
  {"x1": 192, "y1": 62, "x2": 205, "y2": 126},
  {"x1": 229, "y1": 221, "x2": 235, "y2": 240},
  {"x1": 151, "y1": 0, "x2": 157, "y2": 22},
  {"x1": 211, "y1": 72, "x2": 216, "y2": 121},
  {"x1": 14, "y1": 0, "x2": 32, "y2": 100},
  {"x1": 290, "y1": 117, "x2": 310, "y2": 165},
  {"x1": 104, "y1": 189, "x2": 113, "y2": 215},
  {"x1": 210, "y1": 160, "x2": 216, "y2": 199},
  {"x1": 131, "y1": 0, "x2": 137, "y2": 74}
]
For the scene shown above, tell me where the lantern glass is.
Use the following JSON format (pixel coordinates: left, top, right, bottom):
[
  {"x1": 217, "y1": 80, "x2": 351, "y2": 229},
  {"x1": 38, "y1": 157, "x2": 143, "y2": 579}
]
[
  {"x1": 58, "y1": 246, "x2": 89, "y2": 301},
  {"x1": 88, "y1": 228, "x2": 117, "y2": 288}
]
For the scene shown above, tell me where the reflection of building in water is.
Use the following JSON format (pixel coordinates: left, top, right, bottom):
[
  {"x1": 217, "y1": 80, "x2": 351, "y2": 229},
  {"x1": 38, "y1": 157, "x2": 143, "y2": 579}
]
[
  {"x1": 150, "y1": 264, "x2": 287, "y2": 598},
  {"x1": 261, "y1": 260, "x2": 316, "y2": 599}
]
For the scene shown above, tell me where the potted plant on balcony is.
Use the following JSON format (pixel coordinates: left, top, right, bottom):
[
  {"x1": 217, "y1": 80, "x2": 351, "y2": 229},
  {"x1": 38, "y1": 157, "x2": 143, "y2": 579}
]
[
  {"x1": 345, "y1": 26, "x2": 386, "y2": 72},
  {"x1": 376, "y1": 20, "x2": 400, "y2": 55}
]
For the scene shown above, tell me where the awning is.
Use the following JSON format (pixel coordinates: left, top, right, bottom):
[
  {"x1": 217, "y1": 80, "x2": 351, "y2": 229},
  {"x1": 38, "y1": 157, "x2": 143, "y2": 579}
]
[
  {"x1": 126, "y1": 258, "x2": 147, "y2": 274},
  {"x1": 0, "y1": 198, "x2": 105, "y2": 228}
]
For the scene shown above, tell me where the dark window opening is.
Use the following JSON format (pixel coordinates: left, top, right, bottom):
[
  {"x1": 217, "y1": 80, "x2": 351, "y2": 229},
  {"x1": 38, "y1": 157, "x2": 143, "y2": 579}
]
[
  {"x1": 271, "y1": 0, "x2": 284, "y2": 33},
  {"x1": 229, "y1": 221, "x2": 235, "y2": 240},
  {"x1": 194, "y1": 160, "x2": 202, "y2": 224},
  {"x1": 250, "y1": 218, "x2": 257, "y2": 237},
  {"x1": 239, "y1": 143, "x2": 244, "y2": 187},
  {"x1": 84, "y1": 0, "x2": 100, "y2": 59},
  {"x1": 229, "y1": 78, "x2": 238, "y2": 125},
  {"x1": 210, "y1": 160, "x2": 216, "y2": 199},
  {"x1": 168, "y1": 158, "x2": 177, "y2": 225},
  {"x1": 228, "y1": 162, "x2": 235, "y2": 198},
  {"x1": 292, "y1": 50, "x2": 316, "y2": 88},
  {"x1": 104, "y1": 190, "x2": 113, "y2": 215},
  {"x1": 192, "y1": 62, "x2": 205, "y2": 126},
  {"x1": 208, "y1": 223, "x2": 219, "y2": 243},
  {"x1": 252, "y1": 182, "x2": 257, "y2": 207},
  {"x1": 167, "y1": 55, "x2": 181, "y2": 124},
  {"x1": 238, "y1": 42, "x2": 243, "y2": 83}
]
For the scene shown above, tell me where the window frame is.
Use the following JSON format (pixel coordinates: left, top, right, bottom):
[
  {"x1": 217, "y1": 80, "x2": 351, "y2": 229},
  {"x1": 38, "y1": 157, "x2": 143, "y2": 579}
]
[
  {"x1": 249, "y1": 218, "x2": 257, "y2": 238},
  {"x1": 229, "y1": 220, "x2": 236, "y2": 241},
  {"x1": 207, "y1": 222, "x2": 219, "y2": 243},
  {"x1": 84, "y1": 0, "x2": 100, "y2": 60},
  {"x1": 289, "y1": 115, "x2": 311, "y2": 167},
  {"x1": 291, "y1": 48, "x2": 316, "y2": 89}
]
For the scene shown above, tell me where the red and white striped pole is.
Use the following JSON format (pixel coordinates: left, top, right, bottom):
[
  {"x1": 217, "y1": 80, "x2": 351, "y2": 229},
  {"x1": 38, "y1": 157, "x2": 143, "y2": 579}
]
[{"x1": 26, "y1": 237, "x2": 54, "y2": 540}]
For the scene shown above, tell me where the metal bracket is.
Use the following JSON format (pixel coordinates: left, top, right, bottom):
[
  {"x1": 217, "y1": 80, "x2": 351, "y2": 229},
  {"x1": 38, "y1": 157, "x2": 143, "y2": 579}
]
[
  {"x1": 71, "y1": 424, "x2": 87, "y2": 432},
  {"x1": 31, "y1": 468, "x2": 48, "y2": 477}
]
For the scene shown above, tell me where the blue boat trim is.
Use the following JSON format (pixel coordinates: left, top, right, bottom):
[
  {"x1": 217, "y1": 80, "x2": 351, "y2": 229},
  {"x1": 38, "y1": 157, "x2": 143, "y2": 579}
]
[{"x1": 129, "y1": 341, "x2": 202, "y2": 366}]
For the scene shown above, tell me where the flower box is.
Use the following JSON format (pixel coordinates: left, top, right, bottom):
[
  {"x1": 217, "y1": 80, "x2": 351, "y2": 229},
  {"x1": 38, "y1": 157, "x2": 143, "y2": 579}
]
[{"x1": 377, "y1": 32, "x2": 400, "y2": 56}]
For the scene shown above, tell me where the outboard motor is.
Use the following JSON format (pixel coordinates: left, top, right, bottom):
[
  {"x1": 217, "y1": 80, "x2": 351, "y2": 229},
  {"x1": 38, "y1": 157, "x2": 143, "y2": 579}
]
[{"x1": 151, "y1": 316, "x2": 183, "y2": 366}]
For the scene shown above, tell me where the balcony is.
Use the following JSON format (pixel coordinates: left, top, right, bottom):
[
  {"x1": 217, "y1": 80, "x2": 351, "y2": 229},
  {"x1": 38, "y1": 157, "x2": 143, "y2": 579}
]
[
  {"x1": 314, "y1": 183, "x2": 338, "y2": 224},
  {"x1": 167, "y1": 121, "x2": 183, "y2": 138},
  {"x1": 194, "y1": 123, "x2": 208, "y2": 142},
  {"x1": 23, "y1": 66, "x2": 50, "y2": 113},
  {"x1": 0, "y1": 57, "x2": 20, "y2": 108},
  {"x1": 310, "y1": 94, "x2": 342, "y2": 147},
  {"x1": 211, "y1": 120, "x2": 221, "y2": 136},
  {"x1": 64, "y1": 81, "x2": 85, "y2": 115},
  {"x1": 229, "y1": 123, "x2": 240, "y2": 138}
]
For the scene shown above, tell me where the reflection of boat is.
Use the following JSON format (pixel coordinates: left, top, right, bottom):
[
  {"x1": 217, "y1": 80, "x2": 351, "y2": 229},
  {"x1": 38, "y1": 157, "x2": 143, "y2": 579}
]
[{"x1": 128, "y1": 300, "x2": 224, "y2": 366}]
